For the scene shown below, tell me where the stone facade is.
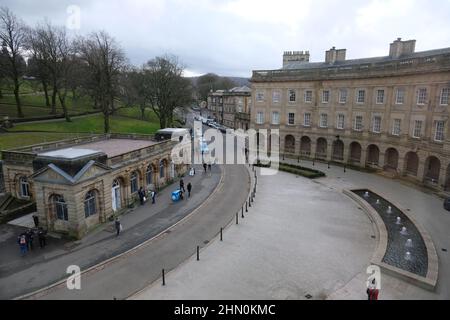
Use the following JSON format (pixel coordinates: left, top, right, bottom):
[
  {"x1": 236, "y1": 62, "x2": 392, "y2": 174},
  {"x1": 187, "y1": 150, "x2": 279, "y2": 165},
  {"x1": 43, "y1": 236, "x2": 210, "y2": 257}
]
[
  {"x1": 250, "y1": 39, "x2": 450, "y2": 192},
  {"x1": 1, "y1": 134, "x2": 188, "y2": 239},
  {"x1": 207, "y1": 86, "x2": 252, "y2": 130}
]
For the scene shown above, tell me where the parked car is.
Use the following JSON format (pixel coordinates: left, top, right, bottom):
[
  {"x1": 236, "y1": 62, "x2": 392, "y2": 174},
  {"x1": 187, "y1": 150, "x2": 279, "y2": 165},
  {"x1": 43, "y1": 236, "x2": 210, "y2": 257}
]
[{"x1": 444, "y1": 198, "x2": 450, "y2": 211}]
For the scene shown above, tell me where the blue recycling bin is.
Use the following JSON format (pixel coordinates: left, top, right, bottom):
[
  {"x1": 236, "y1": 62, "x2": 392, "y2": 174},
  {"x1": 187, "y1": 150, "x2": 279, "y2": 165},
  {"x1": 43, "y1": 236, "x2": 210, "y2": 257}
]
[{"x1": 172, "y1": 190, "x2": 182, "y2": 202}]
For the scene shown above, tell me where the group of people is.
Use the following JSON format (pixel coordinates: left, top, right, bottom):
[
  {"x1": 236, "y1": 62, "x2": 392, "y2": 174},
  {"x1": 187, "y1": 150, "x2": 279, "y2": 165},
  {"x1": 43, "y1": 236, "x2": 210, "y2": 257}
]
[
  {"x1": 137, "y1": 187, "x2": 157, "y2": 206},
  {"x1": 202, "y1": 163, "x2": 212, "y2": 174},
  {"x1": 179, "y1": 179, "x2": 192, "y2": 199},
  {"x1": 17, "y1": 228, "x2": 47, "y2": 256}
]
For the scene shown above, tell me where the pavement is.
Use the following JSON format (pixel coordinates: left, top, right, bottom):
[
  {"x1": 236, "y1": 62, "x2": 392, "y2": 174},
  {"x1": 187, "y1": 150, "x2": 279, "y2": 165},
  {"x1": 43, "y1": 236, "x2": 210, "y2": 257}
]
[
  {"x1": 131, "y1": 159, "x2": 450, "y2": 300},
  {"x1": 0, "y1": 163, "x2": 224, "y2": 299},
  {"x1": 24, "y1": 164, "x2": 250, "y2": 300}
]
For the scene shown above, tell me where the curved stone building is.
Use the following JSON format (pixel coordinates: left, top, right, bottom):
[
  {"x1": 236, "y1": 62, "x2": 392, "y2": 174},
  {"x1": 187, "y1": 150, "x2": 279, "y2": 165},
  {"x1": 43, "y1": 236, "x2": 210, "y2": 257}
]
[{"x1": 251, "y1": 39, "x2": 450, "y2": 192}]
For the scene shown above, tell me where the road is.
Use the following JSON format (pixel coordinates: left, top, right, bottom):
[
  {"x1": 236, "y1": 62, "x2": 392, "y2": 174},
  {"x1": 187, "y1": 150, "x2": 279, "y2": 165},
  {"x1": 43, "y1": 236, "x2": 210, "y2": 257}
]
[{"x1": 24, "y1": 164, "x2": 250, "y2": 300}]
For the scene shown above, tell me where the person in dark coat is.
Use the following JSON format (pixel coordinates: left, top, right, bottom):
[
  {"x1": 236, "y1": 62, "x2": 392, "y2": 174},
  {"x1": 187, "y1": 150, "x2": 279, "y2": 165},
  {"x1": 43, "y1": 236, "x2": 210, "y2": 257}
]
[
  {"x1": 179, "y1": 179, "x2": 185, "y2": 192},
  {"x1": 25, "y1": 229, "x2": 34, "y2": 251},
  {"x1": 32, "y1": 214, "x2": 39, "y2": 227},
  {"x1": 115, "y1": 218, "x2": 122, "y2": 237},
  {"x1": 138, "y1": 187, "x2": 145, "y2": 205},
  {"x1": 187, "y1": 183, "x2": 192, "y2": 198},
  {"x1": 203, "y1": 163, "x2": 207, "y2": 173},
  {"x1": 38, "y1": 229, "x2": 47, "y2": 248}
]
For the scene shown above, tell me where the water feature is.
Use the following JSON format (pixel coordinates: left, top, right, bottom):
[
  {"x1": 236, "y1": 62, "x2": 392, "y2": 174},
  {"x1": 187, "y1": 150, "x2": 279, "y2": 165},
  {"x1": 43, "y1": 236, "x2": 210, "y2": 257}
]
[
  {"x1": 400, "y1": 227, "x2": 408, "y2": 235},
  {"x1": 353, "y1": 190, "x2": 428, "y2": 277},
  {"x1": 406, "y1": 239, "x2": 413, "y2": 248}
]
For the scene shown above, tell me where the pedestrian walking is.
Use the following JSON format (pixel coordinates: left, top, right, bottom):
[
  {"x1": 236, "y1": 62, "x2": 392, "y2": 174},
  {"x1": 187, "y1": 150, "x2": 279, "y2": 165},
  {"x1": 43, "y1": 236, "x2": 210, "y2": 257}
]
[
  {"x1": 138, "y1": 187, "x2": 145, "y2": 205},
  {"x1": 151, "y1": 190, "x2": 156, "y2": 204},
  {"x1": 115, "y1": 218, "x2": 122, "y2": 237},
  {"x1": 180, "y1": 179, "x2": 185, "y2": 192},
  {"x1": 18, "y1": 234, "x2": 27, "y2": 256},
  {"x1": 32, "y1": 214, "x2": 39, "y2": 227},
  {"x1": 38, "y1": 229, "x2": 47, "y2": 248},
  {"x1": 25, "y1": 229, "x2": 34, "y2": 251},
  {"x1": 203, "y1": 163, "x2": 207, "y2": 173},
  {"x1": 187, "y1": 182, "x2": 192, "y2": 198},
  {"x1": 208, "y1": 164, "x2": 212, "y2": 172}
]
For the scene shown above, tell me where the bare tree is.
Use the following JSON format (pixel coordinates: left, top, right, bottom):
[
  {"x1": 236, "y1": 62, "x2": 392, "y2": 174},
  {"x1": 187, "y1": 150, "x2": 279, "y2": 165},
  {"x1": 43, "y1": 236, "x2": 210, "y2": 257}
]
[
  {"x1": 77, "y1": 31, "x2": 126, "y2": 133},
  {"x1": 26, "y1": 21, "x2": 74, "y2": 121},
  {"x1": 142, "y1": 55, "x2": 193, "y2": 129},
  {"x1": 0, "y1": 7, "x2": 27, "y2": 118}
]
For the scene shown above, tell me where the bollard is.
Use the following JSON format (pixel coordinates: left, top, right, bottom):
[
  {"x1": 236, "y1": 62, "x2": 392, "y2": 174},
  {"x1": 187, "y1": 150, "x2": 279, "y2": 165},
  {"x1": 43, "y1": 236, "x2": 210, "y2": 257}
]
[
  {"x1": 236, "y1": 212, "x2": 239, "y2": 225},
  {"x1": 162, "y1": 269, "x2": 165, "y2": 286},
  {"x1": 328, "y1": 162, "x2": 330, "y2": 169},
  {"x1": 344, "y1": 165, "x2": 346, "y2": 173},
  {"x1": 220, "y1": 228, "x2": 223, "y2": 241},
  {"x1": 197, "y1": 246, "x2": 200, "y2": 261},
  {"x1": 313, "y1": 159, "x2": 315, "y2": 166},
  {"x1": 242, "y1": 207, "x2": 244, "y2": 218},
  {"x1": 249, "y1": 197, "x2": 252, "y2": 207},
  {"x1": 246, "y1": 201, "x2": 248, "y2": 212}
]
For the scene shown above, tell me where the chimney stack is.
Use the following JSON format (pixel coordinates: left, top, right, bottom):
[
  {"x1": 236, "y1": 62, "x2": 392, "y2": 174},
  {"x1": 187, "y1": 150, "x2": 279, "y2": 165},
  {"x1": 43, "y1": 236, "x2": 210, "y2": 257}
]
[
  {"x1": 389, "y1": 38, "x2": 416, "y2": 58},
  {"x1": 283, "y1": 51, "x2": 310, "y2": 68},
  {"x1": 325, "y1": 47, "x2": 346, "y2": 64}
]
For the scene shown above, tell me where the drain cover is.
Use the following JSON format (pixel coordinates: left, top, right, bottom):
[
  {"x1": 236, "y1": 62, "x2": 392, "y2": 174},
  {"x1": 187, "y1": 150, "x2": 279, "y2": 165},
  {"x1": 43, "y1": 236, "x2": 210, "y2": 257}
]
[
  {"x1": 442, "y1": 248, "x2": 448, "y2": 252},
  {"x1": 371, "y1": 235, "x2": 376, "y2": 239},
  {"x1": 204, "y1": 240, "x2": 210, "y2": 245},
  {"x1": 305, "y1": 294, "x2": 313, "y2": 299}
]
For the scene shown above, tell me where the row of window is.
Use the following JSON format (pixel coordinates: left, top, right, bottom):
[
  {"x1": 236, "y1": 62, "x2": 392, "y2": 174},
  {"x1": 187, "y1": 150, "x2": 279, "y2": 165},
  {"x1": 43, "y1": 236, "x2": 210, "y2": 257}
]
[
  {"x1": 257, "y1": 111, "x2": 445, "y2": 141},
  {"x1": 257, "y1": 87, "x2": 450, "y2": 106}
]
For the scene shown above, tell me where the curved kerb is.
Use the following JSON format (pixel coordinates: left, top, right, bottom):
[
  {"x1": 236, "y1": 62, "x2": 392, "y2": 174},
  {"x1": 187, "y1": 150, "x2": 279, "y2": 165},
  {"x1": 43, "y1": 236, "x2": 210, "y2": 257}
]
[
  {"x1": 343, "y1": 189, "x2": 438, "y2": 291},
  {"x1": 14, "y1": 165, "x2": 227, "y2": 300}
]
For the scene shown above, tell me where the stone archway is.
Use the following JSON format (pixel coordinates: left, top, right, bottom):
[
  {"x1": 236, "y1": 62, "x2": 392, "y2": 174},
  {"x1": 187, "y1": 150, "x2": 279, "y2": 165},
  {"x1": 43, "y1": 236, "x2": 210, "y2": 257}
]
[
  {"x1": 384, "y1": 148, "x2": 399, "y2": 171},
  {"x1": 366, "y1": 144, "x2": 380, "y2": 166},
  {"x1": 424, "y1": 156, "x2": 441, "y2": 184},
  {"x1": 300, "y1": 136, "x2": 311, "y2": 157},
  {"x1": 316, "y1": 138, "x2": 328, "y2": 160},
  {"x1": 349, "y1": 142, "x2": 362, "y2": 164},
  {"x1": 284, "y1": 135, "x2": 295, "y2": 154},
  {"x1": 332, "y1": 140, "x2": 344, "y2": 161},
  {"x1": 404, "y1": 152, "x2": 419, "y2": 176}
]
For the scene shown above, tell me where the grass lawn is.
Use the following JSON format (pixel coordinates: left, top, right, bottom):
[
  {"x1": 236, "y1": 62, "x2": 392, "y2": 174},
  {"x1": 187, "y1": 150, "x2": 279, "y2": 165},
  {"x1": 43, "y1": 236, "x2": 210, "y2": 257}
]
[
  {"x1": 0, "y1": 132, "x2": 91, "y2": 154},
  {"x1": 10, "y1": 114, "x2": 160, "y2": 135}
]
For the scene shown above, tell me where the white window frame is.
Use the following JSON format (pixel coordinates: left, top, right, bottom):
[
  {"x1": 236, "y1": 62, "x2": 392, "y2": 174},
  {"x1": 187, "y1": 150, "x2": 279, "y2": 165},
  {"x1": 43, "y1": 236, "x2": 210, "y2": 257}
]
[
  {"x1": 356, "y1": 90, "x2": 366, "y2": 104},
  {"x1": 322, "y1": 90, "x2": 330, "y2": 104},
  {"x1": 413, "y1": 120, "x2": 423, "y2": 138},
  {"x1": 372, "y1": 116, "x2": 382, "y2": 133},
  {"x1": 303, "y1": 113, "x2": 311, "y2": 127},
  {"x1": 435, "y1": 120, "x2": 445, "y2": 142},
  {"x1": 417, "y1": 88, "x2": 427, "y2": 105},
  {"x1": 256, "y1": 111, "x2": 264, "y2": 124},
  {"x1": 392, "y1": 119, "x2": 401, "y2": 136},
  {"x1": 337, "y1": 114, "x2": 345, "y2": 130},
  {"x1": 304, "y1": 90, "x2": 313, "y2": 103},
  {"x1": 272, "y1": 91, "x2": 281, "y2": 103},
  {"x1": 376, "y1": 90, "x2": 385, "y2": 104},
  {"x1": 440, "y1": 88, "x2": 449, "y2": 106},
  {"x1": 288, "y1": 113, "x2": 295, "y2": 125},
  {"x1": 288, "y1": 89, "x2": 296, "y2": 103},
  {"x1": 256, "y1": 92, "x2": 265, "y2": 102},
  {"x1": 271, "y1": 111, "x2": 280, "y2": 125},
  {"x1": 19, "y1": 177, "x2": 30, "y2": 198},
  {"x1": 354, "y1": 116, "x2": 363, "y2": 131},
  {"x1": 339, "y1": 89, "x2": 347, "y2": 104},
  {"x1": 395, "y1": 88, "x2": 405, "y2": 105},
  {"x1": 319, "y1": 114, "x2": 328, "y2": 128}
]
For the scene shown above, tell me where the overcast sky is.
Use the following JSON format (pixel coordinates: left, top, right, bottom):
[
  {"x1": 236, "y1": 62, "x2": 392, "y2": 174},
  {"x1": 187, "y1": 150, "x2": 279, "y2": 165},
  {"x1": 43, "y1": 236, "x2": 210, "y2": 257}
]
[{"x1": 3, "y1": 0, "x2": 450, "y2": 77}]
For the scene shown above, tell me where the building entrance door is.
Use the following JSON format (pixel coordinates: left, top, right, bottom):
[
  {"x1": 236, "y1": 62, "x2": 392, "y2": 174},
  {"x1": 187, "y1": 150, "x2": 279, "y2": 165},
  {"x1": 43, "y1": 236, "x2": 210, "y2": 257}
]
[{"x1": 112, "y1": 180, "x2": 121, "y2": 212}]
